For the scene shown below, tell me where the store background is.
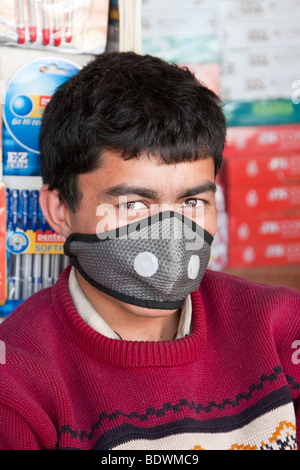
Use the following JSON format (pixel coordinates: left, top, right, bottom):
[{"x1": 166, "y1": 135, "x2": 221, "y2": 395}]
[{"x1": 0, "y1": 0, "x2": 299, "y2": 319}]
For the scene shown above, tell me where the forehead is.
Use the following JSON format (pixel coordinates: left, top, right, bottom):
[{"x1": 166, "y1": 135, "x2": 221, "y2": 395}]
[{"x1": 79, "y1": 152, "x2": 216, "y2": 197}]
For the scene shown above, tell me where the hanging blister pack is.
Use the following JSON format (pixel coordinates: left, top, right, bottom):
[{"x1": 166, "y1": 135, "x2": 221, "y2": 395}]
[
  {"x1": 2, "y1": 55, "x2": 81, "y2": 176},
  {"x1": 0, "y1": 183, "x2": 6, "y2": 307},
  {"x1": 0, "y1": 0, "x2": 110, "y2": 54},
  {"x1": 0, "y1": 49, "x2": 90, "y2": 317},
  {"x1": 1, "y1": 184, "x2": 67, "y2": 316}
]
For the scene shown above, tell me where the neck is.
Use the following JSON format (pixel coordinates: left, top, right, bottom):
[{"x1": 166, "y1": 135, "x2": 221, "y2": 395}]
[
  {"x1": 76, "y1": 270, "x2": 181, "y2": 342},
  {"x1": 112, "y1": 310, "x2": 181, "y2": 342}
]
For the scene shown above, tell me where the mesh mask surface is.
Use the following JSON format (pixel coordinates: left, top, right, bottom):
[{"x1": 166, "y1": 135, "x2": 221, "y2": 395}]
[{"x1": 64, "y1": 211, "x2": 213, "y2": 309}]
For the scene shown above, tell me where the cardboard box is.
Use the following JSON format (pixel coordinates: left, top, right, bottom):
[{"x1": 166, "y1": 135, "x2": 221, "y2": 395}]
[
  {"x1": 142, "y1": 3, "x2": 217, "y2": 38},
  {"x1": 209, "y1": 212, "x2": 228, "y2": 271},
  {"x1": 220, "y1": 17, "x2": 300, "y2": 50},
  {"x1": 228, "y1": 241, "x2": 300, "y2": 268},
  {"x1": 224, "y1": 124, "x2": 300, "y2": 157},
  {"x1": 223, "y1": 153, "x2": 300, "y2": 187},
  {"x1": 221, "y1": 74, "x2": 295, "y2": 102},
  {"x1": 223, "y1": 99, "x2": 300, "y2": 128},
  {"x1": 229, "y1": 213, "x2": 300, "y2": 245},
  {"x1": 141, "y1": 0, "x2": 219, "y2": 63},
  {"x1": 221, "y1": 46, "x2": 300, "y2": 78},
  {"x1": 220, "y1": 44, "x2": 300, "y2": 101},
  {"x1": 219, "y1": 0, "x2": 300, "y2": 22},
  {"x1": 209, "y1": 242, "x2": 228, "y2": 271},
  {"x1": 226, "y1": 185, "x2": 300, "y2": 215}
]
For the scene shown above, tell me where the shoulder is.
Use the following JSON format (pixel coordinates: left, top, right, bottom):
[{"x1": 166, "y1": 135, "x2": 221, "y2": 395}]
[
  {"x1": 0, "y1": 287, "x2": 55, "y2": 360},
  {"x1": 200, "y1": 269, "x2": 300, "y2": 334},
  {"x1": 0, "y1": 285, "x2": 71, "y2": 435},
  {"x1": 0, "y1": 267, "x2": 73, "y2": 367},
  {"x1": 201, "y1": 269, "x2": 300, "y2": 348},
  {"x1": 0, "y1": 271, "x2": 73, "y2": 409},
  {"x1": 0, "y1": 266, "x2": 72, "y2": 346},
  {"x1": 202, "y1": 269, "x2": 300, "y2": 308}
]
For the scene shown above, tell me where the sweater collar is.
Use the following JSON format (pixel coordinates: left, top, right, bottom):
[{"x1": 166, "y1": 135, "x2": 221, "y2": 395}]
[{"x1": 51, "y1": 266, "x2": 207, "y2": 368}]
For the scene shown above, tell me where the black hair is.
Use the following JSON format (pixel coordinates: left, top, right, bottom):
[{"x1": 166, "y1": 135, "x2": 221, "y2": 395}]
[{"x1": 39, "y1": 52, "x2": 226, "y2": 212}]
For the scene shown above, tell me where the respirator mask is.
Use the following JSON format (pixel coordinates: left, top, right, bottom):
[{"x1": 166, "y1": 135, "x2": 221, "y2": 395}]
[{"x1": 64, "y1": 211, "x2": 213, "y2": 309}]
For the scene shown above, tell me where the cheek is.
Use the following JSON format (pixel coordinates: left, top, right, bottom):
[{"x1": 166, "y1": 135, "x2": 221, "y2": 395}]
[
  {"x1": 205, "y1": 209, "x2": 217, "y2": 238},
  {"x1": 68, "y1": 207, "x2": 100, "y2": 234},
  {"x1": 95, "y1": 204, "x2": 121, "y2": 234}
]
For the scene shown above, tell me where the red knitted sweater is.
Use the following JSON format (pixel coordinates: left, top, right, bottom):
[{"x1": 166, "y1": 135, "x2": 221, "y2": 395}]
[{"x1": 0, "y1": 266, "x2": 299, "y2": 450}]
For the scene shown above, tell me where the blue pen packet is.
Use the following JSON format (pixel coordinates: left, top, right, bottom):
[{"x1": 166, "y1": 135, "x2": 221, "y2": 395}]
[{"x1": 1, "y1": 185, "x2": 68, "y2": 317}]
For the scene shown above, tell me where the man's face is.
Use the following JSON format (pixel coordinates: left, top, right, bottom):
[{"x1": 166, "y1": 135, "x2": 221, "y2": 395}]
[
  {"x1": 63, "y1": 151, "x2": 218, "y2": 240},
  {"x1": 58, "y1": 151, "x2": 217, "y2": 324}
]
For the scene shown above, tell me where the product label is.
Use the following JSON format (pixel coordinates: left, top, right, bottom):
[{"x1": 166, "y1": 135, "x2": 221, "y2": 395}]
[
  {"x1": 6, "y1": 231, "x2": 29, "y2": 254},
  {"x1": 3, "y1": 58, "x2": 80, "y2": 176}
]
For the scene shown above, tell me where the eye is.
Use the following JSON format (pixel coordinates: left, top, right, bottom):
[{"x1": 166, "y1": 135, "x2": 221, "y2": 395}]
[
  {"x1": 119, "y1": 201, "x2": 147, "y2": 211},
  {"x1": 182, "y1": 198, "x2": 207, "y2": 208}
]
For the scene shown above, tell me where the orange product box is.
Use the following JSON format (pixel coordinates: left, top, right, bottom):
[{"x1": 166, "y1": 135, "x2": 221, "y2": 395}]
[
  {"x1": 222, "y1": 153, "x2": 300, "y2": 187},
  {"x1": 0, "y1": 183, "x2": 7, "y2": 305},
  {"x1": 224, "y1": 124, "x2": 300, "y2": 158},
  {"x1": 228, "y1": 241, "x2": 300, "y2": 268},
  {"x1": 229, "y1": 213, "x2": 300, "y2": 245},
  {"x1": 226, "y1": 185, "x2": 300, "y2": 216}
]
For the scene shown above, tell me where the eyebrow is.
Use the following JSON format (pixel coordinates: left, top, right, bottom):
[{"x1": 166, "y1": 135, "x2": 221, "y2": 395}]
[
  {"x1": 102, "y1": 181, "x2": 216, "y2": 201},
  {"x1": 177, "y1": 182, "x2": 217, "y2": 199},
  {"x1": 103, "y1": 184, "x2": 159, "y2": 200}
]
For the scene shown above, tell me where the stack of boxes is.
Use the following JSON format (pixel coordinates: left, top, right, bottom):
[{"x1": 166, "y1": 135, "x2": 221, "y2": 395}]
[
  {"x1": 141, "y1": 0, "x2": 300, "y2": 275},
  {"x1": 223, "y1": 130, "x2": 300, "y2": 268},
  {"x1": 219, "y1": 0, "x2": 300, "y2": 270}
]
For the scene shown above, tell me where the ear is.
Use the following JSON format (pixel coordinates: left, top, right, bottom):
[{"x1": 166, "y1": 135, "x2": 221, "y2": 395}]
[{"x1": 39, "y1": 185, "x2": 72, "y2": 238}]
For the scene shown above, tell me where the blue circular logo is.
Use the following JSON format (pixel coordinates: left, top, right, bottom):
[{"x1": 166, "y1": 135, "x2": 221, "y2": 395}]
[
  {"x1": 7, "y1": 232, "x2": 29, "y2": 254},
  {"x1": 3, "y1": 58, "x2": 81, "y2": 155},
  {"x1": 10, "y1": 94, "x2": 33, "y2": 117}
]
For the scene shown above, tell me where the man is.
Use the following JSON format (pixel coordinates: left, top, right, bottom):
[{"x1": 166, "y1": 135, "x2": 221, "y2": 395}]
[{"x1": 0, "y1": 52, "x2": 299, "y2": 450}]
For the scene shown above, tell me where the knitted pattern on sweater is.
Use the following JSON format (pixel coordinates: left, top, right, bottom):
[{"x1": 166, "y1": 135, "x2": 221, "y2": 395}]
[{"x1": 0, "y1": 266, "x2": 299, "y2": 450}]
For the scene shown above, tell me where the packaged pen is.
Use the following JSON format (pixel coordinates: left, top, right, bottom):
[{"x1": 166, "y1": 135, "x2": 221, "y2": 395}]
[
  {"x1": 1, "y1": 182, "x2": 69, "y2": 317},
  {"x1": 0, "y1": 183, "x2": 6, "y2": 306},
  {"x1": 0, "y1": 0, "x2": 110, "y2": 54}
]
